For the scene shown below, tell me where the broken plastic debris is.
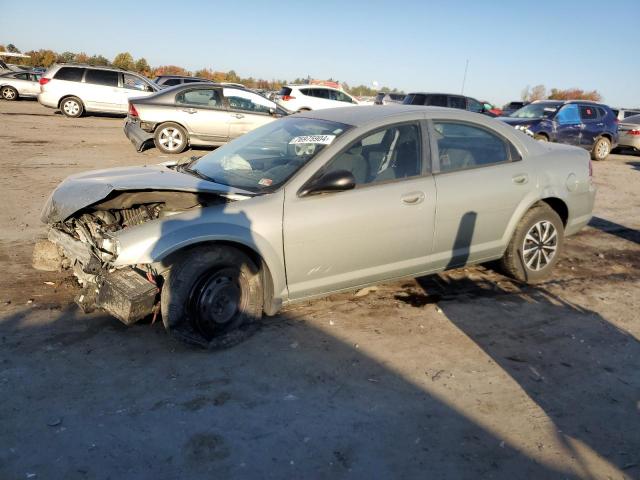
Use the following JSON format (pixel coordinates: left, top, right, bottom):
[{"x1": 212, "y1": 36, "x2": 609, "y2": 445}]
[
  {"x1": 355, "y1": 286, "x2": 378, "y2": 298},
  {"x1": 43, "y1": 281, "x2": 55, "y2": 286}
]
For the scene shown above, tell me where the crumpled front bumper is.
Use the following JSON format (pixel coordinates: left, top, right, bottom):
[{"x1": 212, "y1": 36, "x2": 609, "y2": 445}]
[{"x1": 124, "y1": 119, "x2": 154, "y2": 152}]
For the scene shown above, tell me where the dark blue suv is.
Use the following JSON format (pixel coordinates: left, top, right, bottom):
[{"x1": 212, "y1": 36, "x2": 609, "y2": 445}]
[{"x1": 500, "y1": 100, "x2": 618, "y2": 160}]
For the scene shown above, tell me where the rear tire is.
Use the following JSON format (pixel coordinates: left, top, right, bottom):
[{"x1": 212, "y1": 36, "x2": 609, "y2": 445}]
[
  {"x1": 161, "y1": 245, "x2": 263, "y2": 348},
  {"x1": 591, "y1": 137, "x2": 611, "y2": 161},
  {"x1": 60, "y1": 96, "x2": 84, "y2": 118},
  {"x1": 1, "y1": 86, "x2": 18, "y2": 101},
  {"x1": 500, "y1": 203, "x2": 564, "y2": 284},
  {"x1": 154, "y1": 122, "x2": 188, "y2": 154}
]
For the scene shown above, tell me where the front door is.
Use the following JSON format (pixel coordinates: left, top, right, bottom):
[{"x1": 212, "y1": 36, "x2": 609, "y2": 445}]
[
  {"x1": 554, "y1": 104, "x2": 581, "y2": 145},
  {"x1": 283, "y1": 122, "x2": 436, "y2": 300}
]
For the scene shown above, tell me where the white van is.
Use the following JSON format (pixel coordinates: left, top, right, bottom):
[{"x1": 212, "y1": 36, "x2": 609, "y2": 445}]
[{"x1": 38, "y1": 64, "x2": 159, "y2": 117}]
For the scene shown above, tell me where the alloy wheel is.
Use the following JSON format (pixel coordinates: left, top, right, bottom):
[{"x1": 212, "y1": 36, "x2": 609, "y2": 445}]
[
  {"x1": 2, "y1": 88, "x2": 16, "y2": 100},
  {"x1": 158, "y1": 127, "x2": 184, "y2": 151},
  {"x1": 522, "y1": 220, "x2": 558, "y2": 271},
  {"x1": 595, "y1": 139, "x2": 609, "y2": 159}
]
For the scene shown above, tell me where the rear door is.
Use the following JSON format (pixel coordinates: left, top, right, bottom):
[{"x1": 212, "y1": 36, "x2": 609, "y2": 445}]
[
  {"x1": 223, "y1": 88, "x2": 276, "y2": 139},
  {"x1": 578, "y1": 104, "x2": 603, "y2": 148},
  {"x1": 430, "y1": 120, "x2": 530, "y2": 265},
  {"x1": 174, "y1": 87, "x2": 230, "y2": 142},
  {"x1": 553, "y1": 104, "x2": 581, "y2": 145},
  {"x1": 448, "y1": 95, "x2": 466, "y2": 110}
]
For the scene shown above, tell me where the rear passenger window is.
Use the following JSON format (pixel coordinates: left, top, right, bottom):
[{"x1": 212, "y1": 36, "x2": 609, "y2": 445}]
[
  {"x1": 433, "y1": 122, "x2": 511, "y2": 173},
  {"x1": 579, "y1": 105, "x2": 598, "y2": 121},
  {"x1": 163, "y1": 78, "x2": 181, "y2": 86},
  {"x1": 176, "y1": 88, "x2": 222, "y2": 107},
  {"x1": 448, "y1": 96, "x2": 466, "y2": 109},
  {"x1": 85, "y1": 69, "x2": 119, "y2": 87},
  {"x1": 426, "y1": 95, "x2": 448, "y2": 107},
  {"x1": 54, "y1": 67, "x2": 85, "y2": 82},
  {"x1": 403, "y1": 94, "x2": 426, "y2": 105},
  {"x1": 322, "y1": 123, "x2": 422, "y2": 186}
]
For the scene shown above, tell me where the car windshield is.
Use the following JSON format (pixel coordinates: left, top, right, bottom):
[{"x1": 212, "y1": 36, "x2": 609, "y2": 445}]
[
  {"x1": 510, "y1": 103, "x2": 560, "y2": 119},
  {"x1": 191, "y1": 117, "x2": 351, "y2": 192}
]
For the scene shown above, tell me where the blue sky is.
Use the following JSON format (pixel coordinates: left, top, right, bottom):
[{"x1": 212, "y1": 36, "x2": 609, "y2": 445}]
[{"x1": 2, "y1": 0, "x2": 639, "y2": 107}]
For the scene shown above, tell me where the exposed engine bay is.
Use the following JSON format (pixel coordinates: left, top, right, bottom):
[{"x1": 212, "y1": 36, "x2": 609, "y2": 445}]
[{"x1": 35, "y1": 189, "x2": 229, "y2": 325}]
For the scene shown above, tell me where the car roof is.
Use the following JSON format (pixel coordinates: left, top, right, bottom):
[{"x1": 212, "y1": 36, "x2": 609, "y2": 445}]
[
  {"x1": 287, "y1": 84, "x2": 344, "y2": 92},
  {"x1": 295, "y1": 104, "x2": 454, "y2": 126},
  {"x1": 407, "y1": 92, "x2": 466, "y2": 97},
  {"x1": 51, "y1": 63, "x2": 140, "y2": 75}
]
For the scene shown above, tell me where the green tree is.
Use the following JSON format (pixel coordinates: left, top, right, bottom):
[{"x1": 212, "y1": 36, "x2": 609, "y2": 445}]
[
  {"x1": 58, "y1": 51, "x2": 76, "y2": 63},
  {"x1": 6, "y1": 43, "x2": 20, "y2": 53},
  {"x1": 134, "y1": 58, "x2": 150, "y2": 75},
  {"x1": 112, "y1": 52, "x2": 134, "y2": 70},
  {"x1": 87, "y1": 55, "x2": 110, "y2": 66}
]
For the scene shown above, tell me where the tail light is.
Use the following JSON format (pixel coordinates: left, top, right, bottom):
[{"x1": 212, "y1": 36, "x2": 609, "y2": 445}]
[
  {"x1": 128, "y1": 103, "x2": 139, "y2": 118},
  {"x1": 628, "y1": 129, "x2": 640, "y2": 136},
  {"x1": 281, "y1": 95, "x2": 295, "y2": 101},
  {"x1": 39, "y1": 78, "x2": 50, "y2": 86}
]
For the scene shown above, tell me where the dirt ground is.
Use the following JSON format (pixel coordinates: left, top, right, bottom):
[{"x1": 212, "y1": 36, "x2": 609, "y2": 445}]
[{"x1": 0, "y1": 99, "x2": 638, "y2": 480}]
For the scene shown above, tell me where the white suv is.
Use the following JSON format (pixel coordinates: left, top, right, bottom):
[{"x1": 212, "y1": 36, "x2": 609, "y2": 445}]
[
  {"x1": 38, "y1": 64, "x2": 159, "y2": 117},
  {"x1": 275, "y1": 85, "x2": 359, "y2": 112}
]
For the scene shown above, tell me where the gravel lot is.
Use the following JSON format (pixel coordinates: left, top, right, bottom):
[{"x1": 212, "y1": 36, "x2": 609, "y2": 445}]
[{"x1": 0, "y1": 99, "x2": 639, "y2": 480}]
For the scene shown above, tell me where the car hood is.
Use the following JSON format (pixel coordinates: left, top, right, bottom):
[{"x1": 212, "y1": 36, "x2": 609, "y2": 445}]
[
  {"x1": 41, "y1": 163, "x2": 254, "y2": 223},
  {"x1": 499, "y1": 117, "x2": 543, "y2": 126}
]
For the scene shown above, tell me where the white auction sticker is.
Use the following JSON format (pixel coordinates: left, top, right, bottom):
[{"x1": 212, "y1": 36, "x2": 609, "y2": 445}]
[{"x1": 289, "y1": 135, "x2": 336, "y2": 145}]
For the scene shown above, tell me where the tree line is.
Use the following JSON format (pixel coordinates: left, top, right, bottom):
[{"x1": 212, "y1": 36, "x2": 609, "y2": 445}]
[
  {"x1": 0, "y1": 43, "x2": 395, "y2": 96},
  {"x1": 521, "y1": 84, "x2": 602, "y2": 102}
]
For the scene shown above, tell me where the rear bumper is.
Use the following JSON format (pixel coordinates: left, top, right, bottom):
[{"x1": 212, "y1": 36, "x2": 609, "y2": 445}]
[
  {"x1": 37, "y1": 92, "x2": 58, "y2": 108},
  {"x1": 124, "y1": 119, "x2": 154, "y2": 152},
  {"x1": 617, "y1": 136, "x2": 640, "y2": 150}
]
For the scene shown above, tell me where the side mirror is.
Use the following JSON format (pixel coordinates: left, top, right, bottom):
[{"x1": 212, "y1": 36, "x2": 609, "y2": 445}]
[
  {"x1": 269, "y1": 107, "x2": 277, "y2": 116},
  {"x1": 299, "y1": 170, "x2": 356, "y2": 196}
]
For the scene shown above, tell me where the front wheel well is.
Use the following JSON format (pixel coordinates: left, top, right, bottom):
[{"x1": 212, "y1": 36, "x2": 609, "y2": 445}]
[
  {"x1": 540, "y1": 198, "x2": 568, "y2": 226},
  {"x1": 161, "y1": 240, "x2": 276, "y2": 315}
]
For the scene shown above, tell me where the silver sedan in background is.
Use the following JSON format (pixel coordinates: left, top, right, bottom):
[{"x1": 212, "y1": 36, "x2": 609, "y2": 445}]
[
  {"x1": 124, "y1": 83, "x2": 289, "y2": 154},
  {"x1": 0, "y1": 71, "x2": 41, "y2": 101},
  {"x1": 616, "y1": 114, "x2": 640, "y2": 153},
  {"x1": 39, "y1": 105, "x2": 595, "y2": 348}
]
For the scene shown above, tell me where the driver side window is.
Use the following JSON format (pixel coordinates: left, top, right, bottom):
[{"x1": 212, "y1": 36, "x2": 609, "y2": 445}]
[
  {"x1": 322, "y1": 124, "x2": 422, "y2": 186},
  {"x1": 555, "y1": 104, "x2": 580, "y2": 124},
  {"x1": 223, "y1": 88, "x2": 273, "y2": 114}
]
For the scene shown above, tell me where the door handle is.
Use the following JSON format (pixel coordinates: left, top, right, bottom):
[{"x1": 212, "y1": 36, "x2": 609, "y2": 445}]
[
  {"x1": 401, "y1": 191, "x2": 425, "y2": 205},
  {"x1": 232, "y1": 113, "x2": 244, "y2": 119},
  {"x1": 182, "y1": 108, "x2": 197, "y2": 114},
  {"x1": 512, "y1": 173, "x2": 529, "y2": 185}
]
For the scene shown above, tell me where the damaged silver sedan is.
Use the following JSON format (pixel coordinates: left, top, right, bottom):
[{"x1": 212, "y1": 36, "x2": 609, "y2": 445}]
[{"x1": 35, "y1": 106, "x2": 596, "y2": 348}]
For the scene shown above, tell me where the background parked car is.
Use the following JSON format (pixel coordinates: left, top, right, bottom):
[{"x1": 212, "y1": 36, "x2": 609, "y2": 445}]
[
  {"x1": 275, "y1": 85, "x2": 360, "y2": 112},
  {"x1": 615, "y1": 113, "x2": 640, "y2": 153},
  {"x1": 0, "y1": 71, "x2": 41, "y2": 100},
  {"x1": 154, "y1": 75, "x2": 213, "y2": 88},
  {"x1": 501, "y1": 101, "x2": 529, "y2": 117},
  {"x1": 38, "y1": 64, "x2": 159, "y2": 117},
  {"x1": 500, "y1": 100, "x2": 618, "y2": 160},
  {"x1": 402, "y1": 92, "x2": 492, "y2": 115},
  {"x1": 611, "y1": 108, "x2": 640, "y2": 121},
  {"x1": 374, "y1": 92, "x2": 406, "y2": 105},
  {"x1": 481, "y1": 101, "x2": 502, "y2": 117},
  {"x1": 125, "y1": 83, "x2": 288, "y2": 154}
]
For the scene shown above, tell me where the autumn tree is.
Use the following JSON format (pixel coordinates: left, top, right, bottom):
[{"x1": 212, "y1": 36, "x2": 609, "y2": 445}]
[
  {"x1": 529, "y1": 84, "x2": 547, "y2": 101},
  {"x1": 6, "y1": 43, "x2": 20, "y2": 53},
  {"x1": 153, "y1": 65, "x2": 190, "y2": 76},
  {"x1": 74, "y1": 52, "x2": 89, "y2": 63},
  {"x1": 24, "y1": 49, "x2": 57, "y2": 67},
  {"x1": 112, "y1": 52, "x2": 134, "y2": 70},
  {"x1": 548, "y1": 88, "x2": 601, "y2": 101}
]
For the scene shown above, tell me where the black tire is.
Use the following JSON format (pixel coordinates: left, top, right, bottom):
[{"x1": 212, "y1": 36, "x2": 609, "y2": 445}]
[
  {"x1": 1, "y1": 86, "x2": 18, "y2": 101},
  {"x1": 591, "y1": 136, "x2": 611, "y2": 161},
  {"x1": 161, "y1": 245, "x2": 263, "y2": 349},
  {"x1": 154, "y1": 122, "x2": 188, "y2": 154},
  {"x1": 500, "y1": 203, "x2": 564, "y2": 284},
  {"x1": 534, "y1": 133, "x2": 548, "y2": 142},
  {"x1": 60, "y1": 96, "x2": 84, "y2": 118}
]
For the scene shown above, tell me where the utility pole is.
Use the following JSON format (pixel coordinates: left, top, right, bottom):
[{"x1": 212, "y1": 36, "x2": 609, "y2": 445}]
[{"x1": 461, "y1": 59, "x2": 469, "y2": 94}]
